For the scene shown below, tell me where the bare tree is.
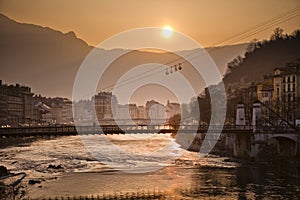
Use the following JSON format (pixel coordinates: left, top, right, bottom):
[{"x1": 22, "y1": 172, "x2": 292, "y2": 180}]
[{"x1": 270, "y1": 27, "x2": 284, "y2": 41}]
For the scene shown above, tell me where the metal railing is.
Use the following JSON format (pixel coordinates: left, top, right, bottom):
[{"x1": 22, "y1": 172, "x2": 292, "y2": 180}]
[{"x1": 0, "y1": 124, "x2": 298, "y2": 137}]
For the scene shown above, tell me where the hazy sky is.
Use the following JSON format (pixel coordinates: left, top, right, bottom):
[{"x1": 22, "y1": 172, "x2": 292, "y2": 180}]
[{"x1": 1, "y1": 0, "x2": 299, "y2": 48}]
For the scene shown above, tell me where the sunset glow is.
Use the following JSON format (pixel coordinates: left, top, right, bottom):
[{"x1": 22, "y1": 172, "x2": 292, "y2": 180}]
[
  {"x1": 0, "y1": 1, "x2": 299, "y2": 47},
  {"x1": 162, "y1": 26, "x2": 173, "y2": 38},
  {"x1": 0, "y1": 0, "x2": 300, "y2": 199}
]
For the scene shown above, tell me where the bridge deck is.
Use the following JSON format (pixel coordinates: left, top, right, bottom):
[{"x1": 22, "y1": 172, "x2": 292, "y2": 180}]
[
  {"x1": 0, "y1": 125, "x2": 255, "y2": 137},
  {"x1": 0, "y1": 125, "x2": 298, "y2": 137}
]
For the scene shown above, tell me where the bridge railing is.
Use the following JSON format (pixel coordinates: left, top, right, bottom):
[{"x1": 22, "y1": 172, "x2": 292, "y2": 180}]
[
  {"x1": 0, "y1": 125, "x2": 77, "y2": 136},
  {"x1": 254, "y1": 125, "x2": 300, "y2": 133},
  {"x1": 6, "y1": 124, "x2": 298, "y2": 137}
]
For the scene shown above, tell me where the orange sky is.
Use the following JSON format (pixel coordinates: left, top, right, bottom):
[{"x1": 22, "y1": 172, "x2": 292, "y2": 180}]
[{"x1": 0, "y1": 0, "x2": 300, "y2": 48}]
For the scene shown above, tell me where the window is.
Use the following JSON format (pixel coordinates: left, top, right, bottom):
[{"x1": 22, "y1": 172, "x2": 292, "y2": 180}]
[
  {"x1": 288, "y1": 84, "x2": 290, "y2": 92},
  {"x1": 293, "y1": 75, "x2": 296, "y2": 82},
  {"x1": 287, "y1": 77, "x2": 290, "y2": 82},
  {"x1": 293, "y1": 83, "x2": 295, "y2": 92}
]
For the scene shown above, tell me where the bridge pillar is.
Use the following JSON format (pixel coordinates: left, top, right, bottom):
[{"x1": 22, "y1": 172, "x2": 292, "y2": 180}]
[
  {"x1": 236, "y1": 103, "x2": 245, "y2": 126},
  {"x1": 252, "y1": 101, "x2": 262, "y2": 132},
  {"x1": 233, "y1": 132, "x2": 251, "y2": 158}
]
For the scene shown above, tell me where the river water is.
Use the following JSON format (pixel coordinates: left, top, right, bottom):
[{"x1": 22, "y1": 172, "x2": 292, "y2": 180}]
[{"x1": 1, "y1": 134, "x2": 300, "y2": 199}]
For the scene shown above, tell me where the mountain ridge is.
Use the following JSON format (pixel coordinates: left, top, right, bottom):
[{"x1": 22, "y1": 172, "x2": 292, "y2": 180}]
[{"x1": 0, "y1": 13, "x2": 247, "y2": 99}]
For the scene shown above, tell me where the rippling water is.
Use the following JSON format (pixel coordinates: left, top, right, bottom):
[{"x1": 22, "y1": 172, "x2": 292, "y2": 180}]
[{"x1": 1, "y1": 134, "x2": 300, "y2": 199}]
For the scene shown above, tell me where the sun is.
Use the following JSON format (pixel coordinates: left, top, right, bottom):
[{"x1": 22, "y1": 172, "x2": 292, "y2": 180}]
[{"x1": 162, "y1": 26, "x2": 173, "y2": 38}]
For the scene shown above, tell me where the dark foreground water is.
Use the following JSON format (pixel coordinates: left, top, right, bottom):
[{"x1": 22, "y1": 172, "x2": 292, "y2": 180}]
[
  {"x1": 1, "y1": 134, "x2": 300, "y2": 199},
  {"x1": 187, "y1": 162, "x2": 300, "y2": 199}
]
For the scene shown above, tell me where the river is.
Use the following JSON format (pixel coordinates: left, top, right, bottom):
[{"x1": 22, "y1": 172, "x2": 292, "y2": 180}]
[{"x1": 1, "y1": 134, "x2": 300, "y2": 199}]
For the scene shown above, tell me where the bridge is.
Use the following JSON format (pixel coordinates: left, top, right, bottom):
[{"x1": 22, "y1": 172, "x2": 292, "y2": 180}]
[
  {"x1": 0, "y1": 123, "x2": 299, "y2": 159},
  {"x1": 232, "y1": 101, "x2": 300, "y2": 159},
  {"x1": 0, "y1": 124, "x2": 298, "y2": 139},
  {"x1": 0, "y1": 124, "x2": 257, "y2": 137}
]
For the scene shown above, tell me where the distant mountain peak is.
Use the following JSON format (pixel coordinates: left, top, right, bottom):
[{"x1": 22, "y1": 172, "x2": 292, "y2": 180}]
[{"x1": 65, "y1": 31, "x2": 77, "y2": 38}]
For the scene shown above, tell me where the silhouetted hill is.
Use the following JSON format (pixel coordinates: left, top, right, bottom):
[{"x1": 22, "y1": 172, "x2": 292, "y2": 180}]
[
  {"x1": 181, "y1": 44, "x2": 248, "y2": 76},
  {"x1": 0, "y1": 13, "x2": 93, "y2": 97},
  {"x1": 223, "y1": 32, "x2": 300, "y2": 86},
  {"x1": 0, "y1": 14, "x2": 247, "y2": 99}
]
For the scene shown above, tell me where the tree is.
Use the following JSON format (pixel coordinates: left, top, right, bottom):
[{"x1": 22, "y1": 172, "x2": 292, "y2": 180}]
[
  {"x1": 227, "y1": 55, "x2": 244, "y2": 70},
  {"x1": 291, "y1": 29, "x2": 300, "y2": 38},
  {"x1": 246, "y1": 38, "x2": 258, "y2": 52},
  {"x1": 167, "y1": 114, "x2": 181, "y2": 130},
  {"x1": 181, "y1": 103, "x2": 190, "y2": 119},
  {"x1": 189, "y1": 97, "x2": 200, "y2": 120},
  {"x1": 270, "y1": 27, "x2": 284, "y2": 41}
]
